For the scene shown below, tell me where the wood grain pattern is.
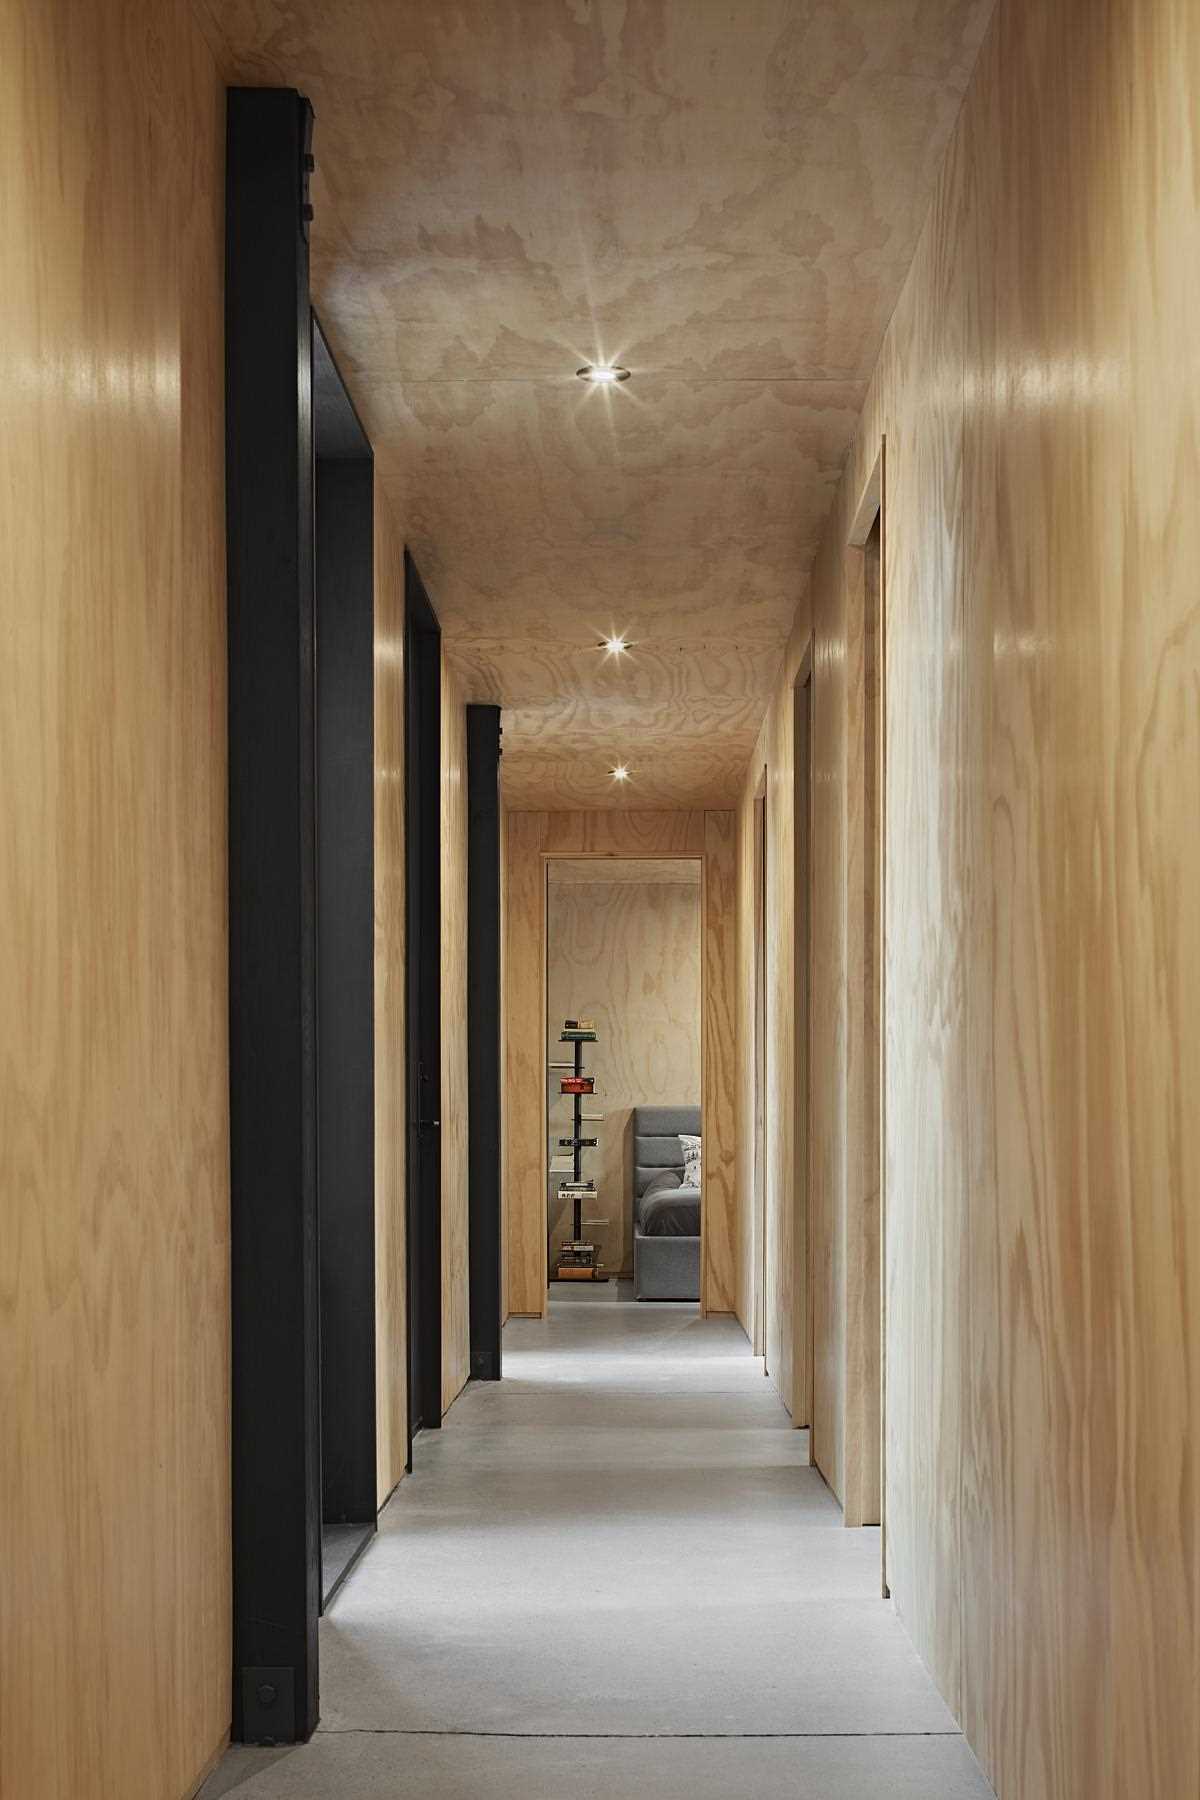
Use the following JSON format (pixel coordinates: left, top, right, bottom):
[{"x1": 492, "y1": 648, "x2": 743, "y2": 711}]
[
  {"x1": 196, "y1": 0, "x2": 994, "y2": 809},
  {"x1": 0, "y1": 2, "x2": 230, "y2": 1794},
  {"x1": 734, "y1": 604, "x2": 817, "y2": 1428},
  {"x1": 745, "y1": 0, "x2": 1200, "y2": 1788},
  {"x1": 701, "y1": 812, "x2": 739, "y2": 1316},
  {"x1": 546, "y1": 871, "x2": 701, "y2": 1276},
  {"x1": 548, "y1": 858, "x2": 702, "y2": 886},
  {"x1": 374, "y1": 486, "x2": 407, "y2": 1502},
  {"x1": 440, "y1": 658, "x2": 471, "y2": 1413},
  {"x1": 503, "y1": 811, "x2": 734, "y2": 1317}
]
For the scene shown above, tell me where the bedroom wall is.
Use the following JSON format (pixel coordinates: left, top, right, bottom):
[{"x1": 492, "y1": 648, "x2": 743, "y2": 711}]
[
  {"x1": 739, "y1": 0, "x2": 1200, "y2": 1792},
  {"x1": 546, "y1": 865, "x2": 702, "y2": 1277},
  {"x1": 503, "y1": 810, "x2": 737, "y2": 1317},
  {"x1": 0, "y1": 1, "x2": 230, "y2": 1795}
]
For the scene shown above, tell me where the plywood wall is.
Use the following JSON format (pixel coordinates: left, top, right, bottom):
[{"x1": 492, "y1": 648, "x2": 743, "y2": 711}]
[
  {"x1": 740, "y1": 0, "x2": 1200, "y2": 1791},
  {"x1": 374, "y1": 489, "x2": 408, "y2": 1502},
  {"x1": 701, "y1": 812, "x2": 739, "y2": 1315},
  {"x1": 440, "y1": 659, "x2": 471, "y2": 1413},
  {"x1": 0, "y1": 2, "x2": 230, "y2": 1795},
  {"x1": 503, "y1": 811, "x2": 736, "y2": 1317},
  {"x1": 546, "y1": 868, "x2": 702, "y2": 1276},
  {"x1": 734, "y1": 607, "x2": 817, "y2": 1436}
]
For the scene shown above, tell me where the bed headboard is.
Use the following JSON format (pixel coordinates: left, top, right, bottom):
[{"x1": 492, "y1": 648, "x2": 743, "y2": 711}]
[{"x1": 633, "y1": 1104, "x2": 701, "y2": 1197}]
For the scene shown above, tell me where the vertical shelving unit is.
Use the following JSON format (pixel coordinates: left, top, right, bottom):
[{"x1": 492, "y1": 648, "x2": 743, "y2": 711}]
[{"x1": 549, "y1": 1020, "x2": 608, "y2": 1281}]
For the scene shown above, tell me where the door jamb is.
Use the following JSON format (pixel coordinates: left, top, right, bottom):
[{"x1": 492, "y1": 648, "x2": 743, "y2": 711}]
[{"x1": 404, "y1": 553, "x2": 444, "y2": 1450}]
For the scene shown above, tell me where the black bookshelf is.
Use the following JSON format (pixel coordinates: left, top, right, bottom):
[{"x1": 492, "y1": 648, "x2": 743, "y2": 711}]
[{"x1": 551, "y1": 1023, "x2": 608, "y2": 1281}]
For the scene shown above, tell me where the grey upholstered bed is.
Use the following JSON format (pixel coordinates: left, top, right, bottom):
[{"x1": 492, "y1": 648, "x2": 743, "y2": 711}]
[{"x1": 633, "y1": 1104, "x2": 701, "y2": 1301}]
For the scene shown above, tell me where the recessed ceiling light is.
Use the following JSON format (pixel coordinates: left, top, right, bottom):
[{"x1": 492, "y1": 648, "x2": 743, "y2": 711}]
[
  {"x1": 610, "y1": 764, "x2": 630, "y2": 782},
  {"x1": 601, "y1": 634, "x2": 629, "y2": 655},
  {"x1": 577, "y1": 364, "x2": 630, "y2": 384}
]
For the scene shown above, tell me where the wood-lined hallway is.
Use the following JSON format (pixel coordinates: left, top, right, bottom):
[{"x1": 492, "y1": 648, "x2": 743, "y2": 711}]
[{"x1": 4, "y1": 0, "x2": 1197, "y2": 1797}]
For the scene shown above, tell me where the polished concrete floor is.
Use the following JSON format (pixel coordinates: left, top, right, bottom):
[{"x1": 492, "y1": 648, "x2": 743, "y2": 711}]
[{"x1": 203, "y1": 1286, "x2": 994, "y2": 1798}]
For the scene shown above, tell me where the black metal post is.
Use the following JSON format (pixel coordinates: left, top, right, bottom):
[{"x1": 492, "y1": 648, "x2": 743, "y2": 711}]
[{"x1": 226, "y1": 85, "x2": 321, "y2": 1745}]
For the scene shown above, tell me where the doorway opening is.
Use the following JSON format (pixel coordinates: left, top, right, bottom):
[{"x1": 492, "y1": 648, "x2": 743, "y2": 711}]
[
  {"x1": 404, "y1": 554, "x2": 443, "y2": 1450},
  {"x1": 543, "y1": 857, "x2": 704, "y2": 1317},
  {"x1": 792, "y1": 665, "x2": 813, "y2": 1437},
  {"x1": 751, "y1": 775, "x2": 768, "y2": 1357},
  {"x1": 843, "y1": 446, "x2": 885, "y2": 1543},
  {"x1": 861, "y1": 504, "x2": 884, "y2": 1536}
]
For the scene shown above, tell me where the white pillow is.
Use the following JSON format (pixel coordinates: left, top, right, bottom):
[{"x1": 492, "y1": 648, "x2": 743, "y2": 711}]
[{"x1": 679, "y1": 1134, "x2": 702, "y2": 1188}]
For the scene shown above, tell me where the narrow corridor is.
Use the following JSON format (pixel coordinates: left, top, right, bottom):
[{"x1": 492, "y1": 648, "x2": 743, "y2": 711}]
[{"x1": 204, "y1": 1291, "x2": 993, "y2": 1798}]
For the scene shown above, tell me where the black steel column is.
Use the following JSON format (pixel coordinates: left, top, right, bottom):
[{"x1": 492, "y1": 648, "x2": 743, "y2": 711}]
[
  {"x1": 467, "y1": 705, "x2": 503, "y2": 1380},
  {"x1": 226, "y1": 85, "x2": 320, "y2": 1745}
]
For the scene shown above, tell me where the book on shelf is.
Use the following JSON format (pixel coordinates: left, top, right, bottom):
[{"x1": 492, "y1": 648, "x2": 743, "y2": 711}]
[
  {"x1": 558, "y1": 1136, "x2": 597, "y2": 1149},
  {"x1": 563, "y1": 1018, "x2": 595, "y2": 1031},
  {"x1": 559, "y1": 1075, "x2": 594, "y2": 1094},
  {"x1": 559, "y1": 1029, "x2": 597, "y2": 1043}
]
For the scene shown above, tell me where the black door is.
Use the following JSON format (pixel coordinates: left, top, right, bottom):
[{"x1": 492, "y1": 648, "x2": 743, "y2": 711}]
[
  {"x1": 467, "y1": 705, "x2": 503, "y2": 1381},
  {"x1": 405, "y1": 553, "x2": 443, "y2": 1448}
]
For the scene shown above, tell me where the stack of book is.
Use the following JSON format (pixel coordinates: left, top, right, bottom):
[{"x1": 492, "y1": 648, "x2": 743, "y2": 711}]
[{"x1": 557, "y1": 1239, "x2": 596, "y2": 1269}]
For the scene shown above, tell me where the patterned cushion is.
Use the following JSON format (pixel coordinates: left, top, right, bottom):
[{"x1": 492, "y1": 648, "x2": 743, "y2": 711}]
[{"x1": 679, "y1": 1133, "x2": 702, "y2": 1187}]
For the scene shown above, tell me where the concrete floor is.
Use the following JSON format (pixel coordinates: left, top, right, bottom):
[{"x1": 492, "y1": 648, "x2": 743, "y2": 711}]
[{"x1": 202, "y1": 1286, "x2": 994, "y2": 1798}]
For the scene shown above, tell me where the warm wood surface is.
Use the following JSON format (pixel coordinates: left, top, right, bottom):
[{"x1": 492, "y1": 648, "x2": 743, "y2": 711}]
[
  {"x1": 548, "y1": 858, "x2": 702, "y2": 886},
  {"x1": 374, "y1": 488, "x2": 408, "y2": 1502},
  {"x1": 503, "y1": 811, "x2": 734, "y2": 1317},
  {"x1": 440, "y1": 660, "x2": 471, "y2": 1413},
  {"x1": 0, "y1": 2, "x2": 229, "y2": 1794},
  {"x1": 546, "y1": 873, "x2": 701, "y2": 1276},
  {"x1": 196, "y1": 0, "x2": 993, "y2": 809},
  {"x1": 701, "y1": 813, "x2": 739, "y2": 1317},
  {"x1": 735, "y1": 605, "x2": 821, "y2": 1431},
  {"x1": 751, "y1": 0, "x2": 1200, "y2": 1789}
]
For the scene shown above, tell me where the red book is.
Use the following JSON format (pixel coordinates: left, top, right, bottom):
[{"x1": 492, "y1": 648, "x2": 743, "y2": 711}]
[{"x1": 560, "y1": 1076, "x2": 594, "y2": 1094}]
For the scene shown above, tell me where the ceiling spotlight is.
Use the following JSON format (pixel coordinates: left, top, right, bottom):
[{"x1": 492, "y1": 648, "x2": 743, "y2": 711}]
[
  {"x1": 577, "y1": 364, "x2": 630, "y2": 384},
  {"x1": 601, "y1": 634, "x2": 629, "y2": 656},
  {"x1": 610, "y1": 764, "x2": 630, "y2": 782}
]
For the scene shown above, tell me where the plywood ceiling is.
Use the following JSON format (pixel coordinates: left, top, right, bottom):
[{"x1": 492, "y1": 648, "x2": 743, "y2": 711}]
[{"x1": 199, "y1": 0, "x2": 993, "y2": 808}]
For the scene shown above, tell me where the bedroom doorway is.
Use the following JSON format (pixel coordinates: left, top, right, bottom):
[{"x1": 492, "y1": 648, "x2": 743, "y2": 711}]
[
  {"x1": 751, "y1": 774, "x2": 768, "y2": 1358},
  {"x1": 543, "y1": 857, "x2": 703, "y2": 1306}
]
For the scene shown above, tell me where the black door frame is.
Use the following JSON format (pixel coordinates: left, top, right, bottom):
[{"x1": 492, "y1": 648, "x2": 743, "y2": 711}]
[
  {"x1": 313, "y1": 316, "x2": 377, "y2": 1602},
  {"x1": 404, "y1": 552, "x2": 443, "y2": 1450},
  {"x1": 467, "y1": 705, "x2": 503, "y2": 1380},
  {"x1": 226, "y1": 86, "x2": 321, "y2": 1745}
]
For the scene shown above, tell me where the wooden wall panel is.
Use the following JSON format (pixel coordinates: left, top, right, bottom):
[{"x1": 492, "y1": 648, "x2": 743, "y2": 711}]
[
  {"x1": 739, "y1": 0, "x2": 1200, "y2": 1791},
  {"x1": 702, "y1": 813, "x2": 738, "y2": 1316},
  {"x1": 503, "y1": 810, "x2": 733, "y2": 1318},
  {"x1": 502, "y1": 813, "x2": 550, "y2": 1315},
  {"x1": 733, "y1": 606, "x2": 820, "y2": 1429},
  {"x1": 546, "y1": 870, "x2": 701, "y2": 1276},
  {"x1": 374, "y1": 488, "x2": 407, "y2": 1502},
  {"x1": 440, "y1": 659, "x2": 471, "y2": 1412},
  {"x1": 0, "y1": 2, "x2": 230, "y2": 1795}
]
